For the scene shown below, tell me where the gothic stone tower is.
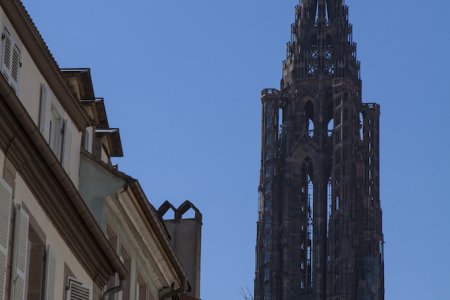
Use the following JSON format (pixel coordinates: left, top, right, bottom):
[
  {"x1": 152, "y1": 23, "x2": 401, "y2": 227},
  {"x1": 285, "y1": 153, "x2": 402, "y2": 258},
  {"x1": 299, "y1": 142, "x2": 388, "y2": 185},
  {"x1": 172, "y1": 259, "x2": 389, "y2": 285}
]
[{"x1": 254, "y1": 1, "x2": 384, "y2": 299}]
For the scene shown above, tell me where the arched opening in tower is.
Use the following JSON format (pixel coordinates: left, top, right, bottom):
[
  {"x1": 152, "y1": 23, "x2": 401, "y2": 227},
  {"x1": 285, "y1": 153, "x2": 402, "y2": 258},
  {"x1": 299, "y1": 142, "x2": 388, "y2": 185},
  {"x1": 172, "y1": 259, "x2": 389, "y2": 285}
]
[
  {"x1": 327, "y1": 178, "x2": 332, "y2": 236},
  {"x1": 278, "y1": 107, "x2": 284, "y2": 137},
  {"x1": 305, "y1": 101, "x2": 314, "y2": 138},
  {"x1": 301, "y1": 159, "x2": 314, "y2": 294},
  {"x1": 326, "y1": 100, "x2": 334, "y2": 138},
  {"x1": 359, "y1": 111, "x2": 364, "y2": 141},
  {"x1": 327, "y1": 119, "x2": 334, "y2": 137}
]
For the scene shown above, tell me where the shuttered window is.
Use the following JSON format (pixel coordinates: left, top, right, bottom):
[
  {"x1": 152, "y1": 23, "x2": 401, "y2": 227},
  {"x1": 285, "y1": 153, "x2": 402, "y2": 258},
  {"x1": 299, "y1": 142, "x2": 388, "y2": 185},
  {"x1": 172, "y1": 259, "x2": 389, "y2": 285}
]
[
  {"x1": 62, "y1": 120, "x2": 73, "y2": 174},
  {"x1": 1, "y1": 28, "x2": 12, "y2": 81},
  {"x1": 49, "y1": 106, "x2": 63, "y2": 161},
  {"x1": 39, "y1": 86, "x2": 73, "y2": 171},
  {"x1": 39, "y1": 85, "x2": 49, "y2": 135},
  {"x1": 1, "y1": 27, "x2": 21, "y2": 94},
  {"x1": 0, "y1": 179, "x2": 12, "y2": 299},
  {"x1": 44, "y1": 246, "x2": 57, "y2": 300},
  {"x1": 26, "y1": 226, "x2": 46, "y2": 300},
  {"x1": 66, "y1": 277, "x2": 92, "y2": 300},
  {"x1": 11, "y1": 205, "x2": 29, "y2": 300},
  {"x1": 11, "y1": 45, "x2": 20, "y2": 82}
]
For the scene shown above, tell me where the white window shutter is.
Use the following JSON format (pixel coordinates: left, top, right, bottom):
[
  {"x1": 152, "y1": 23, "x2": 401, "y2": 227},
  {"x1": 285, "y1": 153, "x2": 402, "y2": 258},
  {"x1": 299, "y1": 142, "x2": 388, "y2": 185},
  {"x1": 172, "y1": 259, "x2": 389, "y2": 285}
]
[
  {"x1": 39, "y1": 85, "x2": 48, "y2": 135},
  {"x1": 44, "y1": 246, "x2": 56, "y2": 300},
  {"x1": 1, "y1": 28, "x2": 12, "y2": 82},
  {"x1": 10, "y1": 43, "x2": 20, "y2": 93},
  {"x1": 66, "y1": 277, "x2": 92, "y2": 300},
  {"x1": 11, "y1": 205, "x2": 29, "y2": 300},
  {"x1": 0, "y1": 179, "x2": 13, "y2": 299},
  {"x1": 62, "y1": 120, "x2": 72, "y2": 174}
]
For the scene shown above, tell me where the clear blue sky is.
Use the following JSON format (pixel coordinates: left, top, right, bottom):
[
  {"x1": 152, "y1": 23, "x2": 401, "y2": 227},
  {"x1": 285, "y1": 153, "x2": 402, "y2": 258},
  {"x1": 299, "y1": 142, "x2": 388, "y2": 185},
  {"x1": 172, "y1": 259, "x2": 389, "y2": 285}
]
[{"x1": 22, "y1": 0, "x2": 450, "y2": 299}]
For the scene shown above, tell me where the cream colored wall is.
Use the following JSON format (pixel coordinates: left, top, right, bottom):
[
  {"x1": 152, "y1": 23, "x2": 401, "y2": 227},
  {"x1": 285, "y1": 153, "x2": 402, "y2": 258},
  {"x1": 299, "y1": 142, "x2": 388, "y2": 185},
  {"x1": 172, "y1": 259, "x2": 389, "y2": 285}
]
[
  {"x1": 13, "y1": 173, "x2": 93, "y2": 298},
  {"x1": 0, "y1": 8, "x2": 82, "y2": 188},
  {"x1": 107, "y1": 192, "x2": 181, "y2": 300}
]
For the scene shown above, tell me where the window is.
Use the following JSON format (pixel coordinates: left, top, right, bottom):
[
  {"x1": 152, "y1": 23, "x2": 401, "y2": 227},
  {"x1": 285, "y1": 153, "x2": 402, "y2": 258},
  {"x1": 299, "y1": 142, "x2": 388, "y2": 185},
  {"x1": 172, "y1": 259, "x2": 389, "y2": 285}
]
[
  {"x1": 10, "y1": 205, "x2": 29, "y2": 300},
  {"x1": 0, "y1": 179, "x2": 13, "y2": 300},
  {"x1": 49, "y1": 105, "x2": 63, "y2": 160},
  {"x1": 0, "y1": 181, "x2": 57, "y2": 300},
  {"x1": 39, "y1": 87, "x2": 73, "y2": 172},
  {"x1": 26, "y1": 226, "x2": 46, "y2": 300},
  {"x1": 1, "y1": 27, "x2": 21, "y2": 93},
  {"x1": 278, "y1": 107, "x2": 283, "y2": 136},
  {"x1": 38, "y1": 85, "x2": 49, "y2": 134},
  {"x1": 327, "y1": 119, "x2": 334, "y2": 137}
]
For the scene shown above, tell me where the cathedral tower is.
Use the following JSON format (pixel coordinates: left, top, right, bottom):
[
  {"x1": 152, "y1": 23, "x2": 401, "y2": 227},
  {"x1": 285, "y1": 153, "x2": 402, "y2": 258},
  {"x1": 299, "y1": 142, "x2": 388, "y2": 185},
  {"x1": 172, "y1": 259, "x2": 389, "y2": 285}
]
[{"x1": 254, "y1": 1, "x2": 384, "y2": 299}]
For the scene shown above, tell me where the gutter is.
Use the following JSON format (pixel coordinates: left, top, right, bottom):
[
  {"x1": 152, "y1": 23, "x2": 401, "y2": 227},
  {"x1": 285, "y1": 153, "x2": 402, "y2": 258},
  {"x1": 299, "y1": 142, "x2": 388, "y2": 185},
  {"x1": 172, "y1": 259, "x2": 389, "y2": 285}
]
[{"x1": 0, "y1": 77, "x2": 127, "y2": 283}]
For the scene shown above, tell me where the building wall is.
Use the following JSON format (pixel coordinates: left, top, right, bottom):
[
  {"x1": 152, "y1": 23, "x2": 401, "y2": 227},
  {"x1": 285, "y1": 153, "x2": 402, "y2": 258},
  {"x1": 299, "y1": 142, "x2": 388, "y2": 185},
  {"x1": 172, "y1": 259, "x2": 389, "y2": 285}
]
[
  {"x1": 165, "y1": 219, "x2": 202, "y2": 299},
  {"x1": 0, "y1": 7, "x2": 82, "y2": 187},
  {"x1": 0, "y1": 4, "x2": 121, "y2": 298},
  {"x1": 1, "y1": 149, "x2": 94, "y2": 299},
  {"x1": 106, "y1": 191, "x2": 183, "y2": 300},
  {"x1": 79, "y1": 154, "x2": 187, "y2": 299}
]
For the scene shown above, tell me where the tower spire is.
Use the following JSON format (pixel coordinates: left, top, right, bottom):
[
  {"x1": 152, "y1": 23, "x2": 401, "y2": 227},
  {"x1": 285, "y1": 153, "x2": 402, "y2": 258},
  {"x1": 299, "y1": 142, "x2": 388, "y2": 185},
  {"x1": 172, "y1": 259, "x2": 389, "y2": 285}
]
[{"x1": 254, "y1": 1, "x2": 384, "y2": 299}]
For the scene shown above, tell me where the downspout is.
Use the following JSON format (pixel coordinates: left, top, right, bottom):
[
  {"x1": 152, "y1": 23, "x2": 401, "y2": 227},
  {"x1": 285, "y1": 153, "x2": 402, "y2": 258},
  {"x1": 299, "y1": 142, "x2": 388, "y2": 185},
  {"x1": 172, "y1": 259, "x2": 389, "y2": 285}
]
[
  {"x1": 102, "y1": 280, "x2": 126, "y2": 300},
  {"x1": 159, "y1": 287, "x2": 182, "y2": 300},
  {"x1": 159, "y1": 283, "x2": 192, "y2": 300}
]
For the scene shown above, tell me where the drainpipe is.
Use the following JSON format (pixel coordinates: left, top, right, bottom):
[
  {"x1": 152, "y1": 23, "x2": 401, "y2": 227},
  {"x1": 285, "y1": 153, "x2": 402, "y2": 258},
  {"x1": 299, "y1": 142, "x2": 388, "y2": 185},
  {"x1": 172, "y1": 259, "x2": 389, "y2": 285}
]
[
  {"x1": 101, "y1": 279, "x2": 126, "y2": 300},
  {"x1": 159, "y1": 283, "x2": 191, "y2": 300}
]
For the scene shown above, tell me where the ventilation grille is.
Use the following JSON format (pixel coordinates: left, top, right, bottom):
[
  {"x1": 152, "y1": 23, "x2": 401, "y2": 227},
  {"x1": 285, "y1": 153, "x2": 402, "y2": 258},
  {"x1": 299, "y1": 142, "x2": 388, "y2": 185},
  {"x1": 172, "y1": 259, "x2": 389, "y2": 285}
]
[{"x1": 67, "y1": 278, "x2": 91, "y2": 300}]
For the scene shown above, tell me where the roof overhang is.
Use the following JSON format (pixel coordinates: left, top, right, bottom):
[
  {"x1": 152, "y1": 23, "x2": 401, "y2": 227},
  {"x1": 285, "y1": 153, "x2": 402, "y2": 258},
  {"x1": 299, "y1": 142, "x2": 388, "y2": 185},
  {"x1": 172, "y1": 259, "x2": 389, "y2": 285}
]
[{"x1": 95, "y1": 128, "x2": 123, "y2": 157}]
